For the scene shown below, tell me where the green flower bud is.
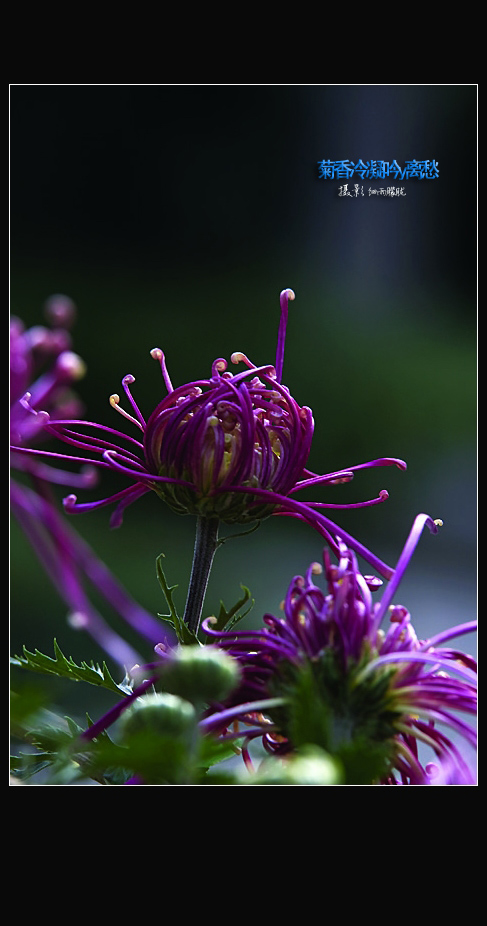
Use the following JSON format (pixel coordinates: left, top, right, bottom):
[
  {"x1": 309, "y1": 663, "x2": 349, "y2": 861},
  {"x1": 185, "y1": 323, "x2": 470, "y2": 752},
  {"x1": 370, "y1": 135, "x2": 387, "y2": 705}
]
[
  {"x1": 161, "y1": 645, "x2": 241, "y2": 705},
  {"x1": 245, "y1": 746, "x2": 343, "y2": 786},
  {"x1": 121, "y1": 692, "x2": 196, "y2": 739}
]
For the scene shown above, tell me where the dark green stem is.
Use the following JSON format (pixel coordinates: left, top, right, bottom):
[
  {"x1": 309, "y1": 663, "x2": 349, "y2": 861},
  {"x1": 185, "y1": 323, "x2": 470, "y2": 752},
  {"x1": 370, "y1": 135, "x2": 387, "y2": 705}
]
[{"x1": 183, "y1": 516, "x2": 220, "y2": 636}]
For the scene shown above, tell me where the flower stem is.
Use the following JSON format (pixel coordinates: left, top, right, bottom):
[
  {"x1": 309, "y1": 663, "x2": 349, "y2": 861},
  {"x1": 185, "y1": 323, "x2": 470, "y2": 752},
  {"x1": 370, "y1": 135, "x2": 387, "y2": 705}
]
[{"x1": 183, "y1": 516, "x2": 220, "y2": 636}]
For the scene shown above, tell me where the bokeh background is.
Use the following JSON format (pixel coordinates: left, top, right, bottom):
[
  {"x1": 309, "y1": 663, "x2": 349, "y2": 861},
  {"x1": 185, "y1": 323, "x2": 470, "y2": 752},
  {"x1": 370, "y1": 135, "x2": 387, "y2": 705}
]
[{"x1": 11, "y1": 85, "x2": 477, "y2": 728}]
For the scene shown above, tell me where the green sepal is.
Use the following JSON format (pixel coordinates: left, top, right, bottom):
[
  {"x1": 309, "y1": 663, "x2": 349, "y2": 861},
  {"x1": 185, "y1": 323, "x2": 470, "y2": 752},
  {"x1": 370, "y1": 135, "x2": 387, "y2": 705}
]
[
  {"x1": 156, "y1": 553, "x2": 199, "y2": 645},
  {"x1": 10, "y1": 639, "x2": 133, "y2": 697},
  {"x1": 334, "y1": 738, "x2": 392, "y2": 786},
  {"x1": 285, "y1": 662, "x2": 331, "y2": 752},
  {"x1": 270, "y1": 655, "x2": 397, "y2": 784}
]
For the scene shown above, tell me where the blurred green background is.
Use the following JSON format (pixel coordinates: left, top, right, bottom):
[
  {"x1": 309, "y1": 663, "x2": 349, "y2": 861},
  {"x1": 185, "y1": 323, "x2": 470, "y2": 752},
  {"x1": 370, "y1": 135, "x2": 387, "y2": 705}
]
[{"x1": 10, "y1": 86, "x2": 476, "y2": 719}]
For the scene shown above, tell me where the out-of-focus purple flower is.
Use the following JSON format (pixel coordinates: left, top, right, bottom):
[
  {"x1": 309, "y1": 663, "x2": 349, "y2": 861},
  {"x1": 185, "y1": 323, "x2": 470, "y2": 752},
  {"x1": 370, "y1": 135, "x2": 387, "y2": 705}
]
[
  {"x1": 10, "y1": 297, "x2": 95, "y2": 490},
  {"x1": 10, "y1": 298, "x2": 170, "y2": 667},
  {"x1": 202, "y1": 514, "x2": 477, "y2": 785},
  {"x1": 11, "y1": 290, "x2": 406, "y2": 579}
]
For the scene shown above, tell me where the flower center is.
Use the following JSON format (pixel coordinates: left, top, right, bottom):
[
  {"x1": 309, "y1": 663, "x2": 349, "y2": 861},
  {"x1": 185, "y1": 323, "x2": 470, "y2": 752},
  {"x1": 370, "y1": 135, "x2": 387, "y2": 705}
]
[{"x1": 143, "y1": 369, "x2": 311, "y2": 523}]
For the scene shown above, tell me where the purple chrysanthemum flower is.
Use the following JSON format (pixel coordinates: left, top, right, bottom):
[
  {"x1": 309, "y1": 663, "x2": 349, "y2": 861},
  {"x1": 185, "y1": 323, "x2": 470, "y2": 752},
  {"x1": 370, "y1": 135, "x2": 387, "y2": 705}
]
[
  {"x1": 11, "y1": 290, "x2": 406, "y2": 580},
  {"x1": 202, "y1": 514, "x2": 477, "y2": 785},
  {"x1": 10, "y1": 299, "x2": 169, "y2": 666}
]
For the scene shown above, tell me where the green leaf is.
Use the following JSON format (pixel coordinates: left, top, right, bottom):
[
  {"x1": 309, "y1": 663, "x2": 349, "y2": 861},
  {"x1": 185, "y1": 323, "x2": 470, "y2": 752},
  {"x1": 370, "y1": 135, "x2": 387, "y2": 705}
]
[
  {"x1": 14, "y1": 708, "x2": 131, "y2": 785},
  {"x1": 197, "y1": 732, "x2": 243, "y2": 767},
  {"x1": 156, "y1": 554, "x2": 200, "y2": 645},
  {"x1": 155, "y1": 553, "x2": 180, "y2": 621},
  {"x1": 157, "y1": 613, "x2": 200, "y2": 646},
  {"x1": 212, "y1": 584, "x2": 254, "y2": 634},
  {"x1": 11, "y1": 752, "x2": 53, "y2": 781},
  {"x1": 10, "y1": 639, "x2": 133, "y2": 696},
  {"x1": 11, "y1": 708, "x2": 86, "y2": 783},
  {"x1": 10, "y1": 686, "x2": 48, "y2": 728}
]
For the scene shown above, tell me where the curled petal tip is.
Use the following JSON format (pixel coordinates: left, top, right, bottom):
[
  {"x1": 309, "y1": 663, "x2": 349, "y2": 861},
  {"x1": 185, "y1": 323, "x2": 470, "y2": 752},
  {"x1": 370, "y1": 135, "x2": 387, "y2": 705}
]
[
  {"x1": 36, "y1": 410, "x2": 50, "y2": 426},
  {"x1": 63, "y1": 494, "x2": 77, "y2": 511},
  {"x1": 19, "y1": 391, "x2": 32, "y2": 408},
  {"x1": 150, "y1": 347, "x2": 173, "y2": 393},
  {"x1": 408, "y1": 513, "x2": 444, "y2": 543},
  {"x1": 420, "y1": 514, "x2": 443, "y2": 534}
]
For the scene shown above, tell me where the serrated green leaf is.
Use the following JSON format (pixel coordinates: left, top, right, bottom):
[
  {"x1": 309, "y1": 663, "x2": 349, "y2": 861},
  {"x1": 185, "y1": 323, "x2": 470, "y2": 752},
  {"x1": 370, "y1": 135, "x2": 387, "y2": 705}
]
[
  {"x1": 157, "y1": 613, "x2": 200, "y2": 645},
  {"x1": 10, "y1": 639, "x2": 133, "y2": 696},
  {"x1": 65, "y1": 715, "x2": 85, "y2": 737},
  {"x1": 11, "y1": 698, "x2": 132, "y2": 785},
  {"x1": 156, "y1": 554, "x2": 200, "y2": 645},
  {"x1": 156, "y1": 554, "x2": 180, "y2": 620},
  {"x1": 10, "y1": 752, "x2": 53, "y2": 780},
  {"x1": 197, "y1": 734, "x2": 243, "y2": 770},
  {"x1": 212, "y1": 584, "x2": 255, "y2": 634}
]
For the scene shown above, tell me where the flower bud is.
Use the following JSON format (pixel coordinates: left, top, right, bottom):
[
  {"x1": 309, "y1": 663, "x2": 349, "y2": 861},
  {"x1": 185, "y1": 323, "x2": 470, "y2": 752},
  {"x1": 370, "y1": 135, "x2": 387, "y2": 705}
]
[
  {"x1": 160, "y1": 645, "x2": 241, "y2": 704},
  {"x1": 121, "y1": 692, "x2": 196, "y2": 739},
  {"x1": 246, "y1": 747, "x2": 343, "y2": 785}
]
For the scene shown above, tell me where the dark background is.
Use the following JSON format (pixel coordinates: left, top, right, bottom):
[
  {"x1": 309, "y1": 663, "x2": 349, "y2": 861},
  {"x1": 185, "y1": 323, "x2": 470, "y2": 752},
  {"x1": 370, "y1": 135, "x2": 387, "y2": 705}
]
[{"x1": 10, "y1": 85, "x2": 477, "y2": 719}]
